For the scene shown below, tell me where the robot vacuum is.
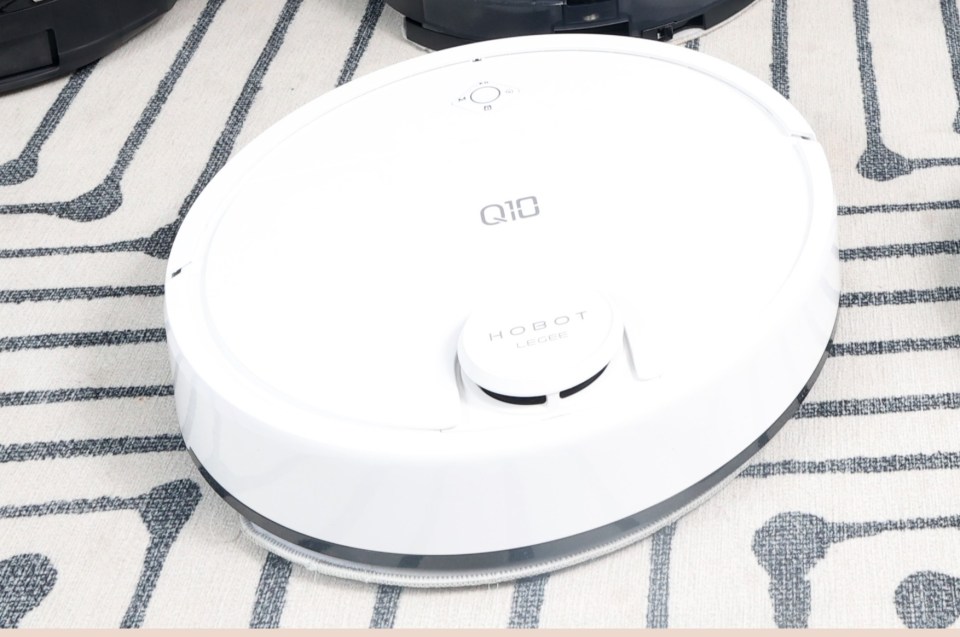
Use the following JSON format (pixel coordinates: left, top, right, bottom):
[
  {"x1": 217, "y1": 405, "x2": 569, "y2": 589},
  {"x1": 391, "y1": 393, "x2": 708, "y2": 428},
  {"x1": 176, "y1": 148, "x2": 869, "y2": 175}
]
[
  {"x1": 387, "y1": 0, "x2": 755, "y2": 49},
  {"x1": 165, "y1": 35, "x2": 839, "y2": 587},
  {"x1": 0, "y1": 0, "x2": 176, "y2": 94}
]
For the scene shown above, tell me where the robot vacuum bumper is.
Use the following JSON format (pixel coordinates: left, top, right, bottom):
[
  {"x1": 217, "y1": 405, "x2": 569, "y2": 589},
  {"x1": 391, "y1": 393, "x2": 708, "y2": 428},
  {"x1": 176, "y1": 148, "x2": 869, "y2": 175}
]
[{"x1": 192, "y1": 347, "x2": 828, "y2": 588}]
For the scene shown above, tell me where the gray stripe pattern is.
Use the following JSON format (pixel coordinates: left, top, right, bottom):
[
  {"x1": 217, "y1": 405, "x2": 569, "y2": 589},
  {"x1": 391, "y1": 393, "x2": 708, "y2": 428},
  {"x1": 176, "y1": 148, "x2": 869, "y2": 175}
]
[
  {"x1": 144, "y1": 0, "x2": 306, "y2": 261},
  {"x1": 0, "y1": 496, "x2": 125, "y2": 519},
  {"x1": 770, "y1": 0, "x2": 789, "y2": 98},
  {"x1": 249, "y1": 553, "x2": 293, "y2": 629},
  {"x1": 828, "y1": 334, "x2": 960, "y2": 357},
  {"x1": 0, "y1": 328, "x2": 166, "y2": 352},
  {"x1": 336, "y1": 0, "x2": 387, "y2": 87},
  {"x1": 0, "y1": 0, "x2": 381, "y2": 262},
  {"x1": 0, "y1": 554, "x2": 57, "y2": 628},
  {"x1": 369, "y1": 585, "x2": 402, "y2": 629},
  {"x1": 0, "y1": 62, "x2": 98, "y2": 186},
  {"x1": 795, "y1": 393, "x2": 960, "y2": 419},
  {"x1": 853, "y1": 0, "x2": 960, "y2": 181},
  {"x1": 121, "y1": 481, "x2": 202, "y2": 628},
  {"x1": 941, "y1": 0, "x2": 960, "y2": 134},
  {"x1": 0, "y1": 480, "x2": 201, "y2": 628},
  {"x1": 754, "y1": 512, "x2": 960, "y2": 628},
  {"x1": 0, "y1": 385, "x2": 174, "y2": 408},
  {"x1": 839, "y1": 199, "x2": 960, "y2": 215},
  {"x1": 0, "y1": 0, "x2": 306, "y2": 263},
  {"x1": 0, "y1": 435, "x2": 185, "y2": 463},
  {"x1": 896, "y1": 571, "x2": 960, "y2": 628},
  {"x1": 0, "y1": 285, "x2": 164, "y2": 304},
  {"x1": 646, "y1": 522, "x2": 677, "y2": 628},
  {"x1": 840, "y1": 240, "x2": 960, "y2": 261},
  {"x1": 0, "y1": 0, "x2": 228, "y2": 221},
  {"x1": 852, "y1": 0, "x2": 911, "y2": 181},
  {"x1": 741, "y1": 451, "x2": 960, "y2": 478},
  {"x1": 840, "y1": 286, "x2": 960, "y2": 307},
  {"x1": 0, "y1": 240, "x2": 146, "y2": 259},
  {"x1": 508, "y1": 575, "x2": 549, "y2": 628}
]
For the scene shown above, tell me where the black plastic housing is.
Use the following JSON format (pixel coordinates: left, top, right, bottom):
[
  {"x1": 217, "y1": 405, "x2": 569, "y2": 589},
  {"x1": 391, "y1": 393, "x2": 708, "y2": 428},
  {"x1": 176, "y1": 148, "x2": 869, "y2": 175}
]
[
  {"x1": 387, "y1": 0, "x2": 754, "y2": 50},
  {"x1": 0, "y1": 0, "x2": 177, "y2": 94}
]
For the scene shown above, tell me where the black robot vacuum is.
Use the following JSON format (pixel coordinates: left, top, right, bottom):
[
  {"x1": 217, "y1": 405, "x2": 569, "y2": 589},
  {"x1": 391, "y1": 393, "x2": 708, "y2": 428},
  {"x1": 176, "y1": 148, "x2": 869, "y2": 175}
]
[
  {"x1": 386, "y1": 0, "x2": 755, "y2": 49},
  {"x1": 0, "y1": 0, "x2": 176, "y2": 94}
]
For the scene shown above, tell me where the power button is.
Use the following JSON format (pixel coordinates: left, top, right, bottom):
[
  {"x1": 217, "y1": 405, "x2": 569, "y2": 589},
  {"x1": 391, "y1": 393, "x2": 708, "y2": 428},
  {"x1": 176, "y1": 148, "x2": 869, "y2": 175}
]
[
  {"x1": 453, "y1": 82, "x2": 518, "y2": 112},
  {"x1": 470, "y1": 86, "x2": 501, "y2": 104}
]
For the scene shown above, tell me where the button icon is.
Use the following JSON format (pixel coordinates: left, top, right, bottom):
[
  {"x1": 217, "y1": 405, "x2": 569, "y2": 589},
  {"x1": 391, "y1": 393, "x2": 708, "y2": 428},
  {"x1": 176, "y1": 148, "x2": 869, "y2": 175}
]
[
  {"x1": 470, "y1": 86, "x2": 501, "y2": 104},
  {"x1": 452, "y1": 82, "x2": 517, "y2": 112}
]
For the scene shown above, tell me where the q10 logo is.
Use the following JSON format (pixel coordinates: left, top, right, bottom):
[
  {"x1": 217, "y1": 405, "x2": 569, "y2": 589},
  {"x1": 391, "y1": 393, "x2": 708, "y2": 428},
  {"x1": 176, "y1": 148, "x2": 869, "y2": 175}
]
[{"x1": 480, "y1": 196, "x2": 540, "y2": 226}]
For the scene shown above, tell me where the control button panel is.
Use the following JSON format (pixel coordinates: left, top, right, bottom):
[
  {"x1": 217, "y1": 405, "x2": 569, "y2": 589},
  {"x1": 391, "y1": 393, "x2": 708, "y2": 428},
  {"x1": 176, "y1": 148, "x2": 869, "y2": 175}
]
[{"x1": 453, "y1": 81, "x2": 518, "y2": 112}]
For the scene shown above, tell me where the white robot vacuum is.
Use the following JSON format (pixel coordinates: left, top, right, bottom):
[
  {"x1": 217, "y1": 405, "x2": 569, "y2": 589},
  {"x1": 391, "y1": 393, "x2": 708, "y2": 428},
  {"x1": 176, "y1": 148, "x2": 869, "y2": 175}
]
[{"x1": 165, "y1": 35, "x2": 839, "y2": 587}]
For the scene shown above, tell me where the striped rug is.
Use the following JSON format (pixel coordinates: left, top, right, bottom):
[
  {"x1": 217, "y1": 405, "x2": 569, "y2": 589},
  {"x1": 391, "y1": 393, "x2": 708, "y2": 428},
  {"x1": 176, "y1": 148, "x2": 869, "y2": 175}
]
[{"x1": 1, "y1": 0, "x2": 959, "y2": 628}]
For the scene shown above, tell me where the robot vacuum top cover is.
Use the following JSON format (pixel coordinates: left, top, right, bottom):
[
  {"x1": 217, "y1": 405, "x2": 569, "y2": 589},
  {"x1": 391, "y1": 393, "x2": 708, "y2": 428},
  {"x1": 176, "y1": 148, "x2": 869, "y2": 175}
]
[{"x1": 165, "y1": 35, "x2": 839, "y2": 587}]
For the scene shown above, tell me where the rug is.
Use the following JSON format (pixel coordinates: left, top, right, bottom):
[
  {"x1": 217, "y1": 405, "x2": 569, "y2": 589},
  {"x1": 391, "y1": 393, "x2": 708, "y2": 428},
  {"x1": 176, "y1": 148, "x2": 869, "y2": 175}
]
[{"x1": 1, "y1": 0, "x2": 959, "y2": 628}]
